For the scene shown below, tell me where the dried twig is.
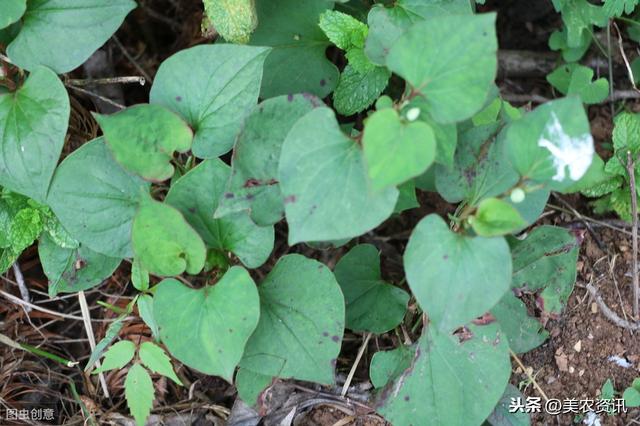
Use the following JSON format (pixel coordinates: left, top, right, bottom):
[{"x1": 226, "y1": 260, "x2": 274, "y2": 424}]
[
  {"x1": 11, "y1": 262, "x2": 31, "y2": 313},
  {"x1": 78, "y1": 290, "x2": 110, "y2": 398},
  {"x1": 341, "y1": 333, "x2": 371, "y2": 397},
  {"x1": 627, "y1": 151, "x2": 640, "y2": 318},
  {"x1": 112, "y1": 35, "x2": 152, "y2": 83},
  {"x1": 510, "y1": 349, "x2": 549, "y2": 401},
  {"x1": 586, "y1": 282, "x2": 640, "y2": 330},
  {"x1": 66, "y1": 76, "x2": 146, "y2": 86},
  {"x1": 614, "y1": 22, "x2": 640, "y2": 93},
  {"x1": 65, "y1": 84, "x2": 125, "y2": 110}
]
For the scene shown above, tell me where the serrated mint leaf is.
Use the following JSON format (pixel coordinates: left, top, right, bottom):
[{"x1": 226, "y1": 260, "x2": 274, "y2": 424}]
[
  {"x1": 279, "y1": 107, "x2": 398, "y2": 244},
  {"x1": 604, "y1": 0, "x2": 639, "y2": 16},
  {"x1": 0, "y1": 0, "x2": 25, "y2": 29},
  {"x1": 94, "y1": 104, "x2": 193, "y2": 182},
  {"x1": 150, "y1": 45, "x2": 270, "y2": 158},
  {"x1": 386, "y1": 13, "x2": 497, "y2": 123},
  {"x1": 203, "y1": 0, "x2": 257, "y2": 43},
  {"x1": 7, "y1": 0, "x2": 136, "y2": 73},
  {"x1": 470, "y1": 197, "x2": 526, "y2": 237},
  {"x1": 319, "y1": 10, "x2": 367, "y2": 51},
  {"x1": 334, "y1": 244, "x2": 408, "y2": 333},
  {"x1": 132, "y1": 197, "x2": 206, "y2": 277},
  {"x1": 249, "y1": 0, "x2": 339, "y2": 98},
  {"x1": 333, "y1": 64, "x2": 390, "y2": 116},
  {"x1": 404, "y1": 214, "x2": 511, "y2": 332},
  {"x1": 125, "y1": 364, "x2": 154, "y2": 426},
  {"x1": 363, "y1": 108, "x2": 436, "y2": 190},
  {"x1": 376, "y1": 324, "x2": 511, "y2": 426},
  {"x1": 92, "y1": 340, "x2": 135, "y2": 374},
  {"x1": 216, "y1": 94, "x2": 319, "y2": 226},
  {"x1": 506, "y1": 97, "x2": 594, "y2": 191},
  {"x1": 612, "y1": 111, "x2": 640, "y2": 153},
  {"x1": 47, "y1": 138, "x2": 150, "y2": 259},
  {"x1": 165, "y1": 159, "x2": 274, "y2": 269},
  {"x1": 139, "y1": 341, "x2": 182, "y2": 385},
  {"x1": 39, "y1": 232, "x2": 121, "y2": 297},
  {"x1": 240, "y1": 255, "x2": 344, "y2": 384},
  {"x1": 0, "y1": 66, "x2": 69, "y2": 202},
  {"x1": 154, "y1": 270, "x2": 260, "y2": 381},
  {"x1": 9, "y1": 207, "x2": 42, "y2": 251},
  {"x1": 365, "y1": 0, "x2": 472, "y2": 66}
]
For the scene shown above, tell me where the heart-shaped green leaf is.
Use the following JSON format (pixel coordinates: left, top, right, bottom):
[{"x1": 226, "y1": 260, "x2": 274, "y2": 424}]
[
  {"x1": 404, "y1": 214, "x2": 511, "y2": 332},
  {"x1": 376, "y1": 324, "x2": 511, "y2": 426},
  {"x1": 335, "y1": 244, "x2": 409, "y2": 333},
  {"x1": 47, "y1": 138, "x2": 149, "y2": 258},
  {"x1": 7, "y1": 0, "x2": 136, "y2": 73},
  {"x1": 240, "y1": 255, "x2": 345, "y2": 384},
  {"x1": 491, "y1": 291, "x2": 549, "y2": 354},
  {"x1": 0, "y1": 0, "x2": 25, "y2": 29},
  {"x1": 165, "y1": 159, "x2": 274, "y2": 269},
  {"x1": 386, "y1": 13, "x2": 497, "y2": 123},
  {"x1": 154, "y1": 270, "x2": 260, "y2": 381},
  {"x1": 94, "y1": 104, "x2": 193, "y2": 182},
  {"x1": 215, "y1": 94, "x2": 320, "y2": 226},
  {"x1": 39, "y1": 232, "x2": 121, "y2": 297},
  {"x1": 470, "y1": 197, "x2": 526, "y2": 237},
  {"x1": 506, "y1": 97, "x2": 594, "y2": 191},
  {"x1": 363, "y1": 108, "x2": 436, "y2": 190},
  {"x1": 132, "y1": 197, "x2": 206, "y2": 277},
  {"x1": 150, "y1": 44, "x2": 270, "y2": 158},
  {"x1": 279, "y1": 107, "x2": 398, "y2": 244},
  {"x1": 547, "y1": 63, "x2": 608, "y2": 104},
  {"x1": 249, "y1": 0, "x2": 339, "y2": 98},
  {"x1": 0, "y1": 66, "x2": 69, "y2": 202}
]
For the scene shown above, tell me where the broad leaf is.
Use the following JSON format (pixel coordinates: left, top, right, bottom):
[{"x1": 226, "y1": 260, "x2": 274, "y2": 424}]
[
  {"x1": 553, "y1": 0, "x2": 607, "y2": 48},
  {"x1": 547, "y1": 64, "x2": 608, "y2": 104},
  {"x1": 216, "y1": 94, "x2": 319, "y2": 226},
  {"x1": 491, "y1": 292, "x2": 549, "y2": 354},
  {"x1": 240, "y1": 255, "x2": 345, "y2": 384},
  {"x1": 470, "y1": 197, "x2": 526, "y2": 237},
  {"x1": 0, "y1": 66, "x2": 69, "y2": 202},
  {"x1": 92, "y1": 340, "x2": 135, "y2": 374},
  {"x1": 132, "y1": 197, "x2": 206, "y2": 277},
  {"x1": 249, "y1": 0, "x2": 339, "y2": 98},
  {"x1": 166, "y1": 159, "x2": 274, "y2": 269},
  {"x1": 7, "y1": 0, "x2": 136, "y2": 73},
  {"x1": 435, "y1": 123, "x2": 518, "y2": 204},
  {"x1": 404, "y1": 214, "x2": 511, "y2": 332},
  {"x1": 603, "y1": 0, "x2": 639, "y2": 16},
  {"x1": 154, "y1": 271, "x2": 260, "y2": 381},
  {"x1": 363, "y1": 108, "x2": 436, "y2": 190},
  {"x1": 235, "y1": 368, "x2": 273, "y2": 406},
  {"x1": 507, "y1": 97, "x2": 594, "y2": 191},
  {"x1": 386, "y1": 13, "x2": 497, "y2": 123},
  {"x1": 94, "y1": 104, "x2": 193, "y2": 182},
  {"x1": 369, "y1": 345, "x2": 414, "y2": 389},
  {"x1": 125, "y1": 364, "x2": 154, "y2": 426},
  {"x1": 486, "y1": 384, "x2": 532, "y2": 426},
  {"x1": 376, "y1": 324, "x2": 511, "y2": 426},
  {"x1": 137, "y1": 295, "x2": 159, "y2": 340},
  {"x1": 334, "y1": 244, "x2": 409, "y2": 333},
  {"x1": 150, "y1": 44, "x2": 270, "y2": 158},
  {"x1": 509, "y1": 225, "x2": 580, "y2": 314},
  {"x1": 139, "y1": 341, "x2": 182, "y2": 385},
  {"x1": 365, "y1": 0, "x2": 472, "y2": 65},
  {"x1": 39, "y1": 232, "x2": 121, "y2": 297},
  {"x1": 1, "y1": 0, "x2": 26, "y2": 29},
  {"x1": 47, "y1": 138, "x2": 149, "y2": 259},
  {"x1": 279, "y1": 107, "x2": 398, "y2": 244},
  {"x1": 131, "y1": 258, "x2": 149, "y2": 292}
]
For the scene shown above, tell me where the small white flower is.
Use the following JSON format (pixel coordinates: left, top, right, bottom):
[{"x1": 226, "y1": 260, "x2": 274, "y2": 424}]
[
  {"x1": 510, "y1": 188, "x2": 526, "y2": 204},
  {"x1": 405, "y1": 107, "x2": 420, "y2": 122},
  {"x1": 537, "y1": 112, "x2": 594, "y2": 182}
]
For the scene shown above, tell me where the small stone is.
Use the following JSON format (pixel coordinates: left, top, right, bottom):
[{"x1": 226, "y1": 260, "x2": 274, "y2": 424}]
[
  {"x1": 574, "y1": 340, "x2": 582, "y2": 353},
  {"x1": 591, "y1": 303, "x2": 598, "y2": 314},
  {"x1": 588, "y1": 332, "x2": 594, "y2": 340},
  {"x1": 578, "y1": 369, "x2": 585, "y2": 376},
  {"x1": 569, "y1": 366, "x2": 575, "y2": 374}
]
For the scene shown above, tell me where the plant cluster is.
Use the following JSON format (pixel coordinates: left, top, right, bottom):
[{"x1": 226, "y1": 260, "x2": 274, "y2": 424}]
[{"x1": 0, "y1": 0, "x2": 633, "y2": 425}]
